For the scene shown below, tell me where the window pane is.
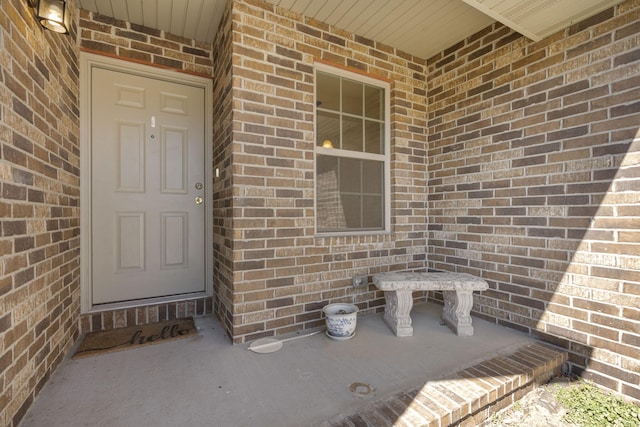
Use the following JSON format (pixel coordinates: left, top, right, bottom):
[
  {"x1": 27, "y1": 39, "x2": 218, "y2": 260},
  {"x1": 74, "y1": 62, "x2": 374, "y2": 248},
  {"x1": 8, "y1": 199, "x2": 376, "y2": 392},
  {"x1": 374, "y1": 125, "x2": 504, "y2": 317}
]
[
  {"x1": 317, "y1": 111, "x2": 340, "y2": 148},
  {"x1": 341, "y1": 195, "x2": 362, "y2": 228},
  {"x1": 362, "y1": 160, "x2": 383, "y2": 194},
  {"x1": 362, "y1": 195, "x2": 383, "y2": 228},
  {"x1": 342, "y1": 79, "x2": 363, "y2": 115},
  {"x1": 316, "y1": 157, "x2": 385, "y2": 231},
  {"x1": 316, "y1": 72, "x2": 340, "y2": 111},
  {"x1": 316, "y1": 154, "x2": 335, "y2": 176},
  {"x1": 316, "y1": 155, "x2": 347, "y2": 232},
  {"x1": 339, "y1": 158, "x2": 360, "y2": 193},
  {"x1": 342, "y1": 116, "x2": 363, "y2": 152},
  {"x1": 365, "y1": 85, "x2": 383, "y2": 119},
  {"x1": 364, "y1": 120, "x2": 383, "y2": 154}
]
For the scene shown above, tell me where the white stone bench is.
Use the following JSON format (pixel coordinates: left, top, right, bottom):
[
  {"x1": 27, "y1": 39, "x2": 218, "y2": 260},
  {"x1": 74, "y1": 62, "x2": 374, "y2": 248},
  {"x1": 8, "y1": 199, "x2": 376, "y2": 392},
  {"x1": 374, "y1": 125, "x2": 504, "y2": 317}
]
[{"x1": 372, "y1": 272, "x2": 489, "y2": 337}]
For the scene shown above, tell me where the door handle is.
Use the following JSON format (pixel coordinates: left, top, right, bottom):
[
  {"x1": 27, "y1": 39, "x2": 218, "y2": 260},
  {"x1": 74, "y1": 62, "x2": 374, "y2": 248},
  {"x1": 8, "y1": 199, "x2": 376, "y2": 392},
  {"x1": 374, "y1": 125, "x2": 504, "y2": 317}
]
[{"x1": 195, "y1": 197, "x2": 203, "y2": 205}]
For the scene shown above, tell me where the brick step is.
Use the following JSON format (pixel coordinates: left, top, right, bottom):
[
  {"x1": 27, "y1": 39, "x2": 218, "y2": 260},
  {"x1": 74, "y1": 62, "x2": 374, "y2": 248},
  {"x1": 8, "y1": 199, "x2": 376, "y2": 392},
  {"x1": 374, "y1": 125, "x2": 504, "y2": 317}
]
[{"x1": 324, "y1": 342, "x2": 567, "y2": 427}]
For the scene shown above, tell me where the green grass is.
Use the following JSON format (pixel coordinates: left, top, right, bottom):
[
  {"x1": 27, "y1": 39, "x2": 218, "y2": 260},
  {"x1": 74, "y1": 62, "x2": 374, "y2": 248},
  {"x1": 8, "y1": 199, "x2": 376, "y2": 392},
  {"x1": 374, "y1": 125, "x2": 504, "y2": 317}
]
[{"x1": 555, "y1": 380, "x2": 640, "y2": 427}]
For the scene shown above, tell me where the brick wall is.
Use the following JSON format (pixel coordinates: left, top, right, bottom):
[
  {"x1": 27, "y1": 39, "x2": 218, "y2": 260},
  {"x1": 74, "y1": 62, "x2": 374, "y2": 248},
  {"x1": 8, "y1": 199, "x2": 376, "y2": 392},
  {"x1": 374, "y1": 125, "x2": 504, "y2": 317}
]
[
  {"x1": 76, "y1": 11, "x2": 215, "y2": 335},
  {"x1": 78, "y1": 10, "x2": 214, "y2": 76},
  {"x1": 211, "y1": 0, "x2": 236, "y2": 338},
  {"x1": 0, "y1": 0, "x2": 80, "y2": 425},
  {"x1": 221, "y1": 0, "x2": 428, "y2": 343},
  {"x1": 427, "y1": 0, "x2": 640, "y2": 400}
]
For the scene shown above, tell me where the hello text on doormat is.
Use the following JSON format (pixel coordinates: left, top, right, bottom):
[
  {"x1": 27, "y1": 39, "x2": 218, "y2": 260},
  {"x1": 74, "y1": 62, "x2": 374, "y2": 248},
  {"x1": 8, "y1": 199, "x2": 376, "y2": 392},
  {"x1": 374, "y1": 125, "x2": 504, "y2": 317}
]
[{"x1": 73, "y1": 317, "x2": 197, "y2": 359}]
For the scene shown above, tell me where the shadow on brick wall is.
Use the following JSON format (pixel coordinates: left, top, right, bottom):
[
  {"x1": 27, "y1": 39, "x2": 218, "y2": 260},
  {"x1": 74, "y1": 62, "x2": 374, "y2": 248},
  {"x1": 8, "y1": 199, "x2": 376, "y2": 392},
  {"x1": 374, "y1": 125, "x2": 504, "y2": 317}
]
[{"x1": 425, "y1": 11, "x2": 639, "y2": 401}]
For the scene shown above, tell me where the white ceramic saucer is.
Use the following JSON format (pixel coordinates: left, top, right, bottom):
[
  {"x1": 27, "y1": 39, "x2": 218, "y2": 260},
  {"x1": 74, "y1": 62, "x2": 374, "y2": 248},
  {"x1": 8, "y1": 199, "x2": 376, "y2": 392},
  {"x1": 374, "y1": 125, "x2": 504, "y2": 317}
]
[{"x1": 325, "y1": 330, "x2": 356, "y2": 341}]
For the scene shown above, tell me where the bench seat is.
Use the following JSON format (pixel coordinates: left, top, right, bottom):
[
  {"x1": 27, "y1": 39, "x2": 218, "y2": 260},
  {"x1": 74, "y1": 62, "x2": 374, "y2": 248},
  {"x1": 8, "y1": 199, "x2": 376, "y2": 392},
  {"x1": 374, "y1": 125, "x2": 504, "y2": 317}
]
[{"x1": 373, "y1": 272, "x2": 489, "y2": 337}]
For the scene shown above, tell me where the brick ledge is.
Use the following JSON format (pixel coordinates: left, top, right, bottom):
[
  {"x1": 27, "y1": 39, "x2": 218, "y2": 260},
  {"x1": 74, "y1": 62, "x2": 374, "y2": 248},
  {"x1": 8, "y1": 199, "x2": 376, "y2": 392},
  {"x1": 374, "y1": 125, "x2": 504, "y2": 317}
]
[{"x1": 325, "y1": 342, "x2": 567, "y2": 427}]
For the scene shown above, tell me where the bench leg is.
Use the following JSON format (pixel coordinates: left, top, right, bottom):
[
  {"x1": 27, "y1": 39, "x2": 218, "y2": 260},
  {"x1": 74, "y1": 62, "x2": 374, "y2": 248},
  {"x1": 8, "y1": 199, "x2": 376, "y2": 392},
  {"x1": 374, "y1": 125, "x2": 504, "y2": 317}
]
[
  {"x1": 383, "y1": 290, "x2": 414, "y2": 337},
  {"x1": 442, "y1": 290, "x2": 475, "y2": 336}
]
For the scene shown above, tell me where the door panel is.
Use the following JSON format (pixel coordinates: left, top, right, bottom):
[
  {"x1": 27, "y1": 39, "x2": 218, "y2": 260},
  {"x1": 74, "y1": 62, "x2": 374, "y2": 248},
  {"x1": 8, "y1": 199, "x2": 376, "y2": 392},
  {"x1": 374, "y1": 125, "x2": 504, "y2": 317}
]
[
  {"x1": 161, "y1": 126, "x2": 188, "y2": 193},
  {"x1": 117, "y1": 122, "x2": 145, "y2": 192},
  {"x1": 91, "y1": 68, "x2": 205, "y2": 304},
  {"x1": 116, "y1": 212, "x2": 145, "y2": 271},
  {"x1": 161, "y1": 212, "x2": 188, "y2": 269}
]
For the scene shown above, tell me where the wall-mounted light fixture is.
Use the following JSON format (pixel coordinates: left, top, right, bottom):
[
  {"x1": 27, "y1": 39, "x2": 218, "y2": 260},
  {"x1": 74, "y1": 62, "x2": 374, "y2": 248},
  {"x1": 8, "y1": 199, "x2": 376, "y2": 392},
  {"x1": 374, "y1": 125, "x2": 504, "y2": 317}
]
[
  {"x1": 28, "y1": 0, "x2": 70, "y2": 34},
  {"x1": 322, "y1": 140, "x2": 334, "y2": 149}
]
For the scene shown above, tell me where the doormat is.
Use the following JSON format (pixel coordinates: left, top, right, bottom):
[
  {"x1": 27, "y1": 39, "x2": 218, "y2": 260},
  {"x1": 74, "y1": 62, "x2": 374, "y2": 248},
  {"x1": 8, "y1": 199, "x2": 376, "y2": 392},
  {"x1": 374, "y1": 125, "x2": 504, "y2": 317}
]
[{"x1": 73, "y1": 317, "x2": 197, "y2": 359}]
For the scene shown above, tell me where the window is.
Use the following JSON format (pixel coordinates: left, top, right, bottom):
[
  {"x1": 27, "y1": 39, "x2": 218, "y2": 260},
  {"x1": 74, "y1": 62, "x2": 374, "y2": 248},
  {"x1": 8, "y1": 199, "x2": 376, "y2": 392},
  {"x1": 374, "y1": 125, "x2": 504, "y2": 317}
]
[{"x1": 315, "y1": 64, "x2": 390, "y2": 234}]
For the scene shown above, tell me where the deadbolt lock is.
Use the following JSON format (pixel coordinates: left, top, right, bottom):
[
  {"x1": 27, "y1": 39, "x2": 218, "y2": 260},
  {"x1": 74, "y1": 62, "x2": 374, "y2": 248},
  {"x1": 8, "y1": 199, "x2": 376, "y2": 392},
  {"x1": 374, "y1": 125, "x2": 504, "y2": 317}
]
[{"x1": 195, "y1": 183, "x2": 203, "y2": 190}]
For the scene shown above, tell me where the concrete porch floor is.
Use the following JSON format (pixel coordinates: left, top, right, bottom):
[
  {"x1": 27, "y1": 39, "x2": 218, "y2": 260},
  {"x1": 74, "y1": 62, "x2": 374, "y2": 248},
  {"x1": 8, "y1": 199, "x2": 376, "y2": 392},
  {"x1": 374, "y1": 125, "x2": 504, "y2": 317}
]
[{"x1": 20, "y1": 302, "x2": 565, "y2": 427}]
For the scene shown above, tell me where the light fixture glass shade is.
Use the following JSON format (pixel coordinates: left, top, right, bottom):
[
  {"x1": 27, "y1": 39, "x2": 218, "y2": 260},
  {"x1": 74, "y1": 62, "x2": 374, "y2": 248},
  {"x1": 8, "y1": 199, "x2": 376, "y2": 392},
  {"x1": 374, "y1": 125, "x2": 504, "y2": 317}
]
[
  {"x1": 36, "y1": 0, "x2": 70, "y2": 34},
  {"x1": 322, "y1": 140, "x2": 334, "y2": 149}
]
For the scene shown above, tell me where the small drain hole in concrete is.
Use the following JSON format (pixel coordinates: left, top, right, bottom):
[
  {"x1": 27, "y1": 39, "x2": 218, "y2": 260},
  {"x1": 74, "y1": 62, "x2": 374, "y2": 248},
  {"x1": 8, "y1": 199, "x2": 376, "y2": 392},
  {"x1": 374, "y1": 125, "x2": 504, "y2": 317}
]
[{"x1": 350, "y1": 382, "x2": 374, "y2": 397}]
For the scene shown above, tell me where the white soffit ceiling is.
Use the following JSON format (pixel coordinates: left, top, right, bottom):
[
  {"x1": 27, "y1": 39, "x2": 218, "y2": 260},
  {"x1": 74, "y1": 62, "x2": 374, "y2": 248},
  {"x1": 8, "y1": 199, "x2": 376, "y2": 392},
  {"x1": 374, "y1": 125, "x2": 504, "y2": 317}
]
[
  {"x1": 462, "y1": 0, "x2": 625, "y2": 41},
  {"x1": 77, "y1": 0, "x2": 624, "y2": 58},
  {"x1": 264, "y1": 0, "x2": 495, "y2": 59}
]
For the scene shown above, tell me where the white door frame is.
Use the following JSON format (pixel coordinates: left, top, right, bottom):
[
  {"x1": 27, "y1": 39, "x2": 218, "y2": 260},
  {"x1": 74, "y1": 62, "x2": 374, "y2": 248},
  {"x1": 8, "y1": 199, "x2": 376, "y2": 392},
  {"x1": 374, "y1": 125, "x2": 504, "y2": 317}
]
[{"x1": 79, "y1": 52, "x2": 214, "y2": 313}]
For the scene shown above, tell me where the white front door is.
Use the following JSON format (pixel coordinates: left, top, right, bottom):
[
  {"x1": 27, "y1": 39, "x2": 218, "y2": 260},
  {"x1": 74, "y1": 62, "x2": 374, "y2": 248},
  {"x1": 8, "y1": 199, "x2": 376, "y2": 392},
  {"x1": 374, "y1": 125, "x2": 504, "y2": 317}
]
[{"x1": 90, "y1": 67, "x2": 206, "y2": 304}]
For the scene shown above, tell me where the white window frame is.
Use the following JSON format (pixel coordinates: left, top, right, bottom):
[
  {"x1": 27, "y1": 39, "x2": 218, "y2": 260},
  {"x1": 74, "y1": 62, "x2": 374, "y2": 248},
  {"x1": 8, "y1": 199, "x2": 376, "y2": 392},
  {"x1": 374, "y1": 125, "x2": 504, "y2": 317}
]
[{"x1": 314, "y1": 62, "x2": 391, "y2": 236}]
